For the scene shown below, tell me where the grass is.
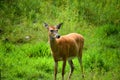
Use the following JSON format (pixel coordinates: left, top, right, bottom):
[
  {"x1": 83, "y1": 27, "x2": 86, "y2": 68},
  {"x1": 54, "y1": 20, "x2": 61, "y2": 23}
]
[
  {"x1": 1, "y1": 24, "x2": 120, "y2": 80},
  {"x1": 0, "y1": 0, "x2": 120, "y2": 80}
]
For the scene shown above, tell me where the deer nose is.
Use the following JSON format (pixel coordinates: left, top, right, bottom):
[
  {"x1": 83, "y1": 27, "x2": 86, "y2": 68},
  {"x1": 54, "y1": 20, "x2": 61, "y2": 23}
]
[{"x1": 56, "y1": 34, "x2": 60, "y2": 38}]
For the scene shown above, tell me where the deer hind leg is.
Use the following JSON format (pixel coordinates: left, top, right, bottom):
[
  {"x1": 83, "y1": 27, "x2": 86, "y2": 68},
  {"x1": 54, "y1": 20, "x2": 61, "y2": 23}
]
[
  {"x1": 54, "y1": 61, "x2": 58, "y2": 80},
  {"x1": 78, "y1": 56, "x2": 84, "y2": 78},
  {"x1": 68, "y1": 60, "x2": 74, "y2": 80},
  {"x1": 62, "y1": 61, "x2": 66, "y2": 80}
]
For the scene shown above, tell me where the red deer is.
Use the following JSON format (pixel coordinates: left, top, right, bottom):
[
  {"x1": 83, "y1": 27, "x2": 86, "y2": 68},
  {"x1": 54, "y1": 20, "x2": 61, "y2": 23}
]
[{"x1": 44, "y1": 23, "x2": 84, "y2": 80}]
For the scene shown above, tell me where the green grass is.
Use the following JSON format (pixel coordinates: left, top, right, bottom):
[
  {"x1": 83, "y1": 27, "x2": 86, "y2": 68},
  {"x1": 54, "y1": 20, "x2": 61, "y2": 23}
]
[
  {"x1": 1, "y1": 24, "x2": 120, "y2": 80},
  {"x1": 0, "y1": 0, "x2": 120, "y2": 80}
]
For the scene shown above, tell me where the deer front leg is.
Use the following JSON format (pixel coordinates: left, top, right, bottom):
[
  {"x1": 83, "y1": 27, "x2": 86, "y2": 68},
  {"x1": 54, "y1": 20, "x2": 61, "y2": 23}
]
[
  {"x1": 54, "y1": 61, "x2": 58, "y2": 80},
  {"x1": 62, "y1": 61, "x2": 66, "y2": 80}
]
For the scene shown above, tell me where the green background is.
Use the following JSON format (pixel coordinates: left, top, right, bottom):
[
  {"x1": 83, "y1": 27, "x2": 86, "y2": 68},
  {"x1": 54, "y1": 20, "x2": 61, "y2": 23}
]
[{"x1": 0, "y1": 0, "x2": 120, "y2": 80}]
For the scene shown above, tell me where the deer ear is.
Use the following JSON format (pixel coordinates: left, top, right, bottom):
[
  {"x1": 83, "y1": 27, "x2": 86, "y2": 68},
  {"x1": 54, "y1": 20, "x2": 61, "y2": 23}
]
[
  {"x1": 56, "y1": 23, "x2": 63, "y2": 29},
  {"x1": 43, "y1": 22, "x2": 49, "y2": 29}
]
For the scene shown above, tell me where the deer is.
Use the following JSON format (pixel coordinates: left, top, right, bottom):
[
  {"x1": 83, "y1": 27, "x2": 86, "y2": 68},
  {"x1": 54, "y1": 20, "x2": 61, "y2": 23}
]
[{"x1": 43, "y1": 23, "x2": 84, "y2": 80}]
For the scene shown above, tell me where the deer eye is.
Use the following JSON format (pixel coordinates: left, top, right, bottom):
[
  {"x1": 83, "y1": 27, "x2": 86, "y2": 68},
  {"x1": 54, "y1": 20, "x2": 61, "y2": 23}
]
[{"x1": 50, "y1": 30, "x2": 54, "y2": 32}]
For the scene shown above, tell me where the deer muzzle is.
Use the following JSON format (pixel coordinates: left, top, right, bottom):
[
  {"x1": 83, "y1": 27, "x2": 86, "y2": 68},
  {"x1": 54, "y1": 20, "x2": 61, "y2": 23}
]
[{"x1": 55, "y1": 34, "x2": 60, "y2": 38}]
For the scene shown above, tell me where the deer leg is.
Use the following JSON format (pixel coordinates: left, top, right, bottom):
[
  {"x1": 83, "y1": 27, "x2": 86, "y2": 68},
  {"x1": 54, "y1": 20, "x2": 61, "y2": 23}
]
[
  {"x1": 78, "y1": 57, "x2": 84, "y2": 78},
  {"x1": 62, "y1": 61, "x2": 66, "y2": 80},
  {"x1": 54, "y1": 61, "x2": 58, "y2": 80},
  {"x1": 68, "y1": 60, "x2": 74, "y2": 80}
]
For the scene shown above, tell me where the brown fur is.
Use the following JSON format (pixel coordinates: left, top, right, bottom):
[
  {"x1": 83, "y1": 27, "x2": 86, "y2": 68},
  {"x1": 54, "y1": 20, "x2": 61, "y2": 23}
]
[
  {"x1": 44, "y1": 23, "x2": 84, "y2": 80},
  {"x1": 50, "y1": 33, "x2": 84, "y2": 61}
]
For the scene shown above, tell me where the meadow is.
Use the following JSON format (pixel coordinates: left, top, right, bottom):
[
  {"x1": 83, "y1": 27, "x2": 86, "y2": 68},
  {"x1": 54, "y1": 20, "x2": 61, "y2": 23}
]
[{"x1": 0, "y1": 0, "x2": 120, "y2": 80}]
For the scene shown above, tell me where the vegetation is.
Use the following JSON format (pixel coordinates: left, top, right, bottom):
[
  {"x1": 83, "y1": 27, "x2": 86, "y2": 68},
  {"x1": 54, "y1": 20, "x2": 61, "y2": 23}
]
[{"x1": 0, "y1": 0, "x2": 120, "y2": 80}]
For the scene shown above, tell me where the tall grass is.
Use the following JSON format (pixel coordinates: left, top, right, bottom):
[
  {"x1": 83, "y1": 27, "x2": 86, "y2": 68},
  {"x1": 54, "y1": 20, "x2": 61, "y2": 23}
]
[
  {"x1": 1, "y1": 0, "x2": 119, "y2": 42},
  {"x1": 0, "y1": 0, "x2": 120, "y2": 80}
]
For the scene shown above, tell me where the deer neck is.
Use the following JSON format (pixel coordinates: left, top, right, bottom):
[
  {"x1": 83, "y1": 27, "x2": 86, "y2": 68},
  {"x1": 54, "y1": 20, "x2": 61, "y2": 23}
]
[{"x1": 49, "y1": 36, "x2": 58, "y2": 52}]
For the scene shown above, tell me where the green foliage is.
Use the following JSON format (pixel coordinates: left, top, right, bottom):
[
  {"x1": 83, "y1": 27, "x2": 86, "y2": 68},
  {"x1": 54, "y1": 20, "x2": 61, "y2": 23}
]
[
  {"x1": 0, "y1": 41, "x2": 53, "y2": 80},
  {"x1": 1, "y1": 0, "x2": 120, "y2": 43},
  {"x1": 0, "y1": 0, "x2": 120, "y2": 80},
  {"x1": 21, "y1": 42, "x2": 51, "y2": 57}
]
